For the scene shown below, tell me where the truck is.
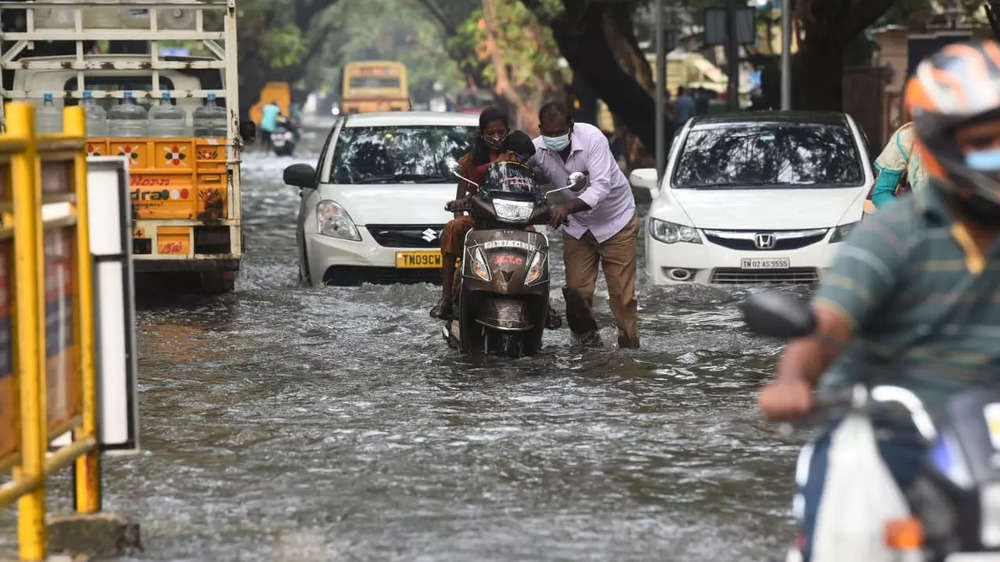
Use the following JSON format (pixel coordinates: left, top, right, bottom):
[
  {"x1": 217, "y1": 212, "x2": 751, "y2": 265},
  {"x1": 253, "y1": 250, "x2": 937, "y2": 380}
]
[{"x1": 0, "y1": 0, "x2": 251, "y2": 292}]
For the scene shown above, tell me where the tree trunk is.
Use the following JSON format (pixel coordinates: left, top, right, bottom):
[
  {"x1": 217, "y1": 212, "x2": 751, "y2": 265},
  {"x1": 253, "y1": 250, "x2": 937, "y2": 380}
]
[
  {"x1": 987, "y1": 1, "x2": 1000, "y2": 42},
  {"x1": 482, "y1": 0, "x2": 536, "y2": 128},
  {"x1": 794, "y1": 0, "x2": 896, "y2": 111},
  {"x1": 523, "y1": 0, "x2": 659, "y2": 152}
]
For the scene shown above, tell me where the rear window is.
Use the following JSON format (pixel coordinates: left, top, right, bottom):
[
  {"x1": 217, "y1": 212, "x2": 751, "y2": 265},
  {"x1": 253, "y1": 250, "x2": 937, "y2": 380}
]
[
  {"x1": 328, "y1": 125, "x2": 476, "y2": 184},
  {"x1": 672, "y1": 123, "x2": 864, "y2": 188}
]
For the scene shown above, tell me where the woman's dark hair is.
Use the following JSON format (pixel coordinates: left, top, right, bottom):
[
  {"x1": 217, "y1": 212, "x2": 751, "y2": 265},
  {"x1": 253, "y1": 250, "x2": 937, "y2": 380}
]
[{"x1": 471, "y1": 106, "x2": 510, "y2": 165}]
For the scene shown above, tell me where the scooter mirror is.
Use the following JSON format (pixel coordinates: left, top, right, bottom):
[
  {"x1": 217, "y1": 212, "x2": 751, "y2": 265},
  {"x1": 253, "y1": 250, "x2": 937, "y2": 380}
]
[
  {"x1": 568, "y1": 171, "x2": 587, "y2": 192},
  {"x1": 741, "y1": 291, "x2": 816, "y2": 339},
  {"x1": 450, "y1": 164, "x2": 480, "y2": 189}
]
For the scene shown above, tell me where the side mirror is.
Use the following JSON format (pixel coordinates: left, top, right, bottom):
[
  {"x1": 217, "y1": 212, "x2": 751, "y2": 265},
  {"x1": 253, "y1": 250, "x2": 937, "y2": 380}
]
[
  {"x1": 629, "y1": 168, "x2": 660, "y2": 198},
  {"x1": 741, "y1": 292, "x2": 817, "y2": 339},
  {"x1": 283, "y1": 163, "x2": 317, "y2": 189},
  {"x1": 568, "y1": 171, "x2": 587, "y2": 192},
  {"x1": 240, "y1": 120, "x2": 257, "y2": 143},
  {"x1": 449, "y1": 163, "x2": 479, "y2": 189}
]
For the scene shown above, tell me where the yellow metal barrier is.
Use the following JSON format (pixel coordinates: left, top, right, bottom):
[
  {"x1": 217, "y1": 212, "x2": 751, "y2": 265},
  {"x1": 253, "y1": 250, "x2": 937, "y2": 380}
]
[{"x1": 0, "y1": 102, "x2": 99, "y2": 560}]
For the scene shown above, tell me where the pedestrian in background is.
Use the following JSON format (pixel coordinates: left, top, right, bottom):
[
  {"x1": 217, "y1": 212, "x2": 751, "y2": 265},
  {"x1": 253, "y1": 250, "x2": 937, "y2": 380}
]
[
  {"x1": 871, "y1": 121, "x2": 929, "y2": 209},
  {"x1": 532, "y1": 101, "x2": 640, "y2": 349},
  {"x1": 675, "y1": 86, "x2": 695, "y2": 125},
  {"x1": 260, "y1": 100, "x2": 281, "y2": 149}
]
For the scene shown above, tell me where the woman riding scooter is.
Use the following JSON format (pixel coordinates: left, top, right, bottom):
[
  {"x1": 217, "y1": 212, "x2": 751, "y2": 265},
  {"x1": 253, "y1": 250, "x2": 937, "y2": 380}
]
[{"x1": 430, "y1": 107, "x2": 509, "y2": 319}]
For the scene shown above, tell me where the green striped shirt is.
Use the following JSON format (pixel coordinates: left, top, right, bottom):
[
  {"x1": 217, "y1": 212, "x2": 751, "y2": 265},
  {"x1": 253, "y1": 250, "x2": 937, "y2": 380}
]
[{"x1": 815, "y1": 185, "x2": 1000, "y2": 413}]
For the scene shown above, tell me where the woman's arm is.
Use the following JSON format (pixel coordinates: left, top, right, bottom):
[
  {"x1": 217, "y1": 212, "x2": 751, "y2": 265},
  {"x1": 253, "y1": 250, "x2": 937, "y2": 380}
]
[{"x1": 871, "y1": 168, "x2": 903, "y2": 208}]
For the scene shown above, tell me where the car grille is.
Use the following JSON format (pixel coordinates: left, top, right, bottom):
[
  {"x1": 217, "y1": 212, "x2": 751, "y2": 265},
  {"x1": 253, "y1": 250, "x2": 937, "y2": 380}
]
[
  {"x1": 703, "y1": 229, "x2": 828, "y2": 251},
  {"x1": 323, "y1": 266, "x2": 441, "y2": 286},
  {"x1": 367, "y1": 224, "x2": 445, "y2": 248},
  {"x1": 711, "y1": 267, "x2": 820, "y2": 284}
]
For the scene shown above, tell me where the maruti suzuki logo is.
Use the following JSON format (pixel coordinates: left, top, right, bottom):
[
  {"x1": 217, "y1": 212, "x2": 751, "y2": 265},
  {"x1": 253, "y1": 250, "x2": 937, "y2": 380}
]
[
  {"x1": 422, "y1": 228, "x2": 440, "y2": 243},
  {"x1": 754, "y1": 233, "x2": 776, "y2": 250}
]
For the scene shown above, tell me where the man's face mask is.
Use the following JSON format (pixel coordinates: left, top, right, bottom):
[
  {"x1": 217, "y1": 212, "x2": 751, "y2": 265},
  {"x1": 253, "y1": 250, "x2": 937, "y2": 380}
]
[
  {"x1": 543, "y1": 133, "x2": 570, "y2": 151},
  {"x1": 540, "y1": 120, "x2": 572, "y2": 151}
]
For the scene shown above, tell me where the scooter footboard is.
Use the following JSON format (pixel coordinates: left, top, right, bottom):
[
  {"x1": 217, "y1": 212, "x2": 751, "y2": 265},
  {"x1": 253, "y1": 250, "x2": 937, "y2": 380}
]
[{"x1": 475, "y1": 297, "x2": 534, "y2": 331}]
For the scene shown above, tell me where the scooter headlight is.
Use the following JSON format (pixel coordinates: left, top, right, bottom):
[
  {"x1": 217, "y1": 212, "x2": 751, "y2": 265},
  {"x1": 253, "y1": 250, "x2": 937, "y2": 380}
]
[
  {"x1": 493, "y1": 199, "x2": 534, "y2": 223},
  {"x1": 316, "y1": 200, "x2": 361, "y2": 241},
  {"x1": 470, "y1": 247, "x2": 491, "y2": 281},
  {"x1": 525, "y1": 251, "x2": 546, "y2": 285}
]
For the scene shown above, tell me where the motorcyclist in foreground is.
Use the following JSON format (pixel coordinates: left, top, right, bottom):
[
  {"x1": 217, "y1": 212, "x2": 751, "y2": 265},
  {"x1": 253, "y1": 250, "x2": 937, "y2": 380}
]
[{"x1": 758, "y1": 40, "x2": 1000, "y2": 559}]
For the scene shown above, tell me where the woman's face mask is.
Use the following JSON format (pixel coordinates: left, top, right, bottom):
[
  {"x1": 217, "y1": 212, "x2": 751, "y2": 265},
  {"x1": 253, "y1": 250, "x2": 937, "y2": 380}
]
[{"x1": 483, "y1": 128, "x2": 508, "y2": 151}]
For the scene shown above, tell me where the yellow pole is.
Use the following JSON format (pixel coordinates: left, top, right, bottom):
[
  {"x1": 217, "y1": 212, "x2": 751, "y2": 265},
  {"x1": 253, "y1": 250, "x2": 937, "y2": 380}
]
[
  {"x1": 9, "y1": 102, "x2": 46, "y2": 560},
  {"x1": 65, "y1": 107, "x2": 100, "y2": 513}
]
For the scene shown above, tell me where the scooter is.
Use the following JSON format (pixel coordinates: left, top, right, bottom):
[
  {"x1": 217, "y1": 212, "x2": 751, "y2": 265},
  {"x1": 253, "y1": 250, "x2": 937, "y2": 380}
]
[
  {"x1": 442, "y1": 164, "x2": 586, "y2": 358},
  {"x1": 271, "y1": 116, "x2": 297, "y2": 156},
  {"x1": 743, "y1": 291, "x2": 1000, "y2": 562}
]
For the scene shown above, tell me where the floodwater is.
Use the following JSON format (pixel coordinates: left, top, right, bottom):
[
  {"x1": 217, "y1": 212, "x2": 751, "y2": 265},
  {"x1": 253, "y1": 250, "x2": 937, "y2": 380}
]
[{"x1": 2, "y1": 128, "x2": 805, "y2": 561}]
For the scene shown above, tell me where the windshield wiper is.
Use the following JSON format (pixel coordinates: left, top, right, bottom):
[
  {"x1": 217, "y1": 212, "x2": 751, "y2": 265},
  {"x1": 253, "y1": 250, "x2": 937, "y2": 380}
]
[{"x1": 354, "y1": 173, "x2": 448, "y2": 184}]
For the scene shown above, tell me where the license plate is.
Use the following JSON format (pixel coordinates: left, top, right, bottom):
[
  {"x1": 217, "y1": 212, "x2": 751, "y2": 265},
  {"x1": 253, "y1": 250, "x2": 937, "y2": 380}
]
[
  {"x1": 396, "y1": 251, "x2": 442, "y2": 269},
  {"x1": 741, "y1": 257, "x2": 790, "y2": 270},
  {"x1": 985, "y1": 403, "x2": 1000, "y2": 449}
]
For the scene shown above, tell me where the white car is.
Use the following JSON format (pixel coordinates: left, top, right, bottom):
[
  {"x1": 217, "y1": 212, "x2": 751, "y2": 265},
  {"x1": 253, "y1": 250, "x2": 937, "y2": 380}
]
[
  {"x1": 632, "y1": 112, "x2": 874, "y2": 285},
  {"x1": 284, "y1": 112, "x2": 479, "y2": 286}
]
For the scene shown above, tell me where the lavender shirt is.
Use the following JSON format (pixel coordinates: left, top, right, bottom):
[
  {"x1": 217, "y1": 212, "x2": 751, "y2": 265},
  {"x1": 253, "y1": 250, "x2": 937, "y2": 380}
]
[{"x1": 531, "y1": 122, "x2": 636, "y2": 243}]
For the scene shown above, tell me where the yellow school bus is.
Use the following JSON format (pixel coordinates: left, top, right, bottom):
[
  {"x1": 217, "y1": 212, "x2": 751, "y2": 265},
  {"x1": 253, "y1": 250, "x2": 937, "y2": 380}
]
[{"x1": 341, "y1": 61, "x2": 410, "y2": 114}]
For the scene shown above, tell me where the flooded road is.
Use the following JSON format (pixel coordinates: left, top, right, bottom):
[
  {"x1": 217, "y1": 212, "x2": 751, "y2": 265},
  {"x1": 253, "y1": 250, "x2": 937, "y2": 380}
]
[{"x1": 6, "y1": 130, "x2": 805, "y2": 560}]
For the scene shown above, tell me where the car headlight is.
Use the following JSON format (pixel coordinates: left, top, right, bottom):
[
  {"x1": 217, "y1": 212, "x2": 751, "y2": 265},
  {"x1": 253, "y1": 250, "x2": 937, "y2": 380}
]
[
  {"x1": 830, "y1": 221, "x2": 859, "y2": 243},
  {"x1": 469, "y1": 246, "x2": 491, "y2": 281},
  {"x1": 493, "y1": 199, "x2": 534, "y2": 223},
  {"x1": 316, "y1": 199, "x2": 361, "y2": 241},
  {"x1": 649, "y1": 218, "x2": 701, "y2": 244},
  {"x1": 525, "y1": 251, "x2": 546, "y2": 285}
]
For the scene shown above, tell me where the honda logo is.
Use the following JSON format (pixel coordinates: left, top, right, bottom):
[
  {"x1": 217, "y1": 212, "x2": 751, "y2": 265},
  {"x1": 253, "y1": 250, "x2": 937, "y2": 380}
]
[
  {"x1": 754, "y1": 233, "x2": 776, "y2": 250},
  {"x1": 421, "y1": 228, "x2": 440, "y2": 243}
]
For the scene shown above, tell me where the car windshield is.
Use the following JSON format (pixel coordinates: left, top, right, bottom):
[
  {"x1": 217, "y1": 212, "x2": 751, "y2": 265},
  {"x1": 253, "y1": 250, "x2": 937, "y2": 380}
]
[
  {"x1": 328, "y1": 125, "x2": 476, "y2": 184},
  {"x1": 672, "y1": 122, "x2": 864, "y2": 188}
]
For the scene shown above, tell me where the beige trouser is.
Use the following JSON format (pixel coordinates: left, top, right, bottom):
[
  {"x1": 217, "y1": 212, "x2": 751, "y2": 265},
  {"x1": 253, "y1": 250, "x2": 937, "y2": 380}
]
[{"x1": 562, "y1": 214, "x2": 640, "y2": 349}]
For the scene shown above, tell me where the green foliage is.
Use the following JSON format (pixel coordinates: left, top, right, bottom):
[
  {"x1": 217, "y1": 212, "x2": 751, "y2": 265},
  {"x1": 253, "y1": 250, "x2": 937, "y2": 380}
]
[
  {"x1": 452, "y1": 3, "x2": 567, "y2": 94},
  {"x1": 262, "y1": 24, "x2": 310, "y2": 69}
]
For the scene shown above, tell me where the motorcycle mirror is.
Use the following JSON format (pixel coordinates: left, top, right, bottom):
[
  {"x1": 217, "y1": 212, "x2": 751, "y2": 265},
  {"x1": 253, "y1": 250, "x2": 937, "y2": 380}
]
[
  {"x1": 283, "y1": 163, "x2": 317, "y2": 189},
  {"x1": 568, "y1": 171, "x2": 587, "y2": 192},
  {"x1": 239, "y1": 120, "x2": 257, "y2": 143},
  {"x1": 741, "y1": 291, "x2": 817, "y2": 339}
]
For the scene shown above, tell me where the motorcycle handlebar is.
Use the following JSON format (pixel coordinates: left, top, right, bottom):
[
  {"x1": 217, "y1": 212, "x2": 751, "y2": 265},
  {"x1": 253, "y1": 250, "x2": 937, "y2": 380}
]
[{"x1": 780, "y1": 384, "x2": 937, "y2": 442}]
